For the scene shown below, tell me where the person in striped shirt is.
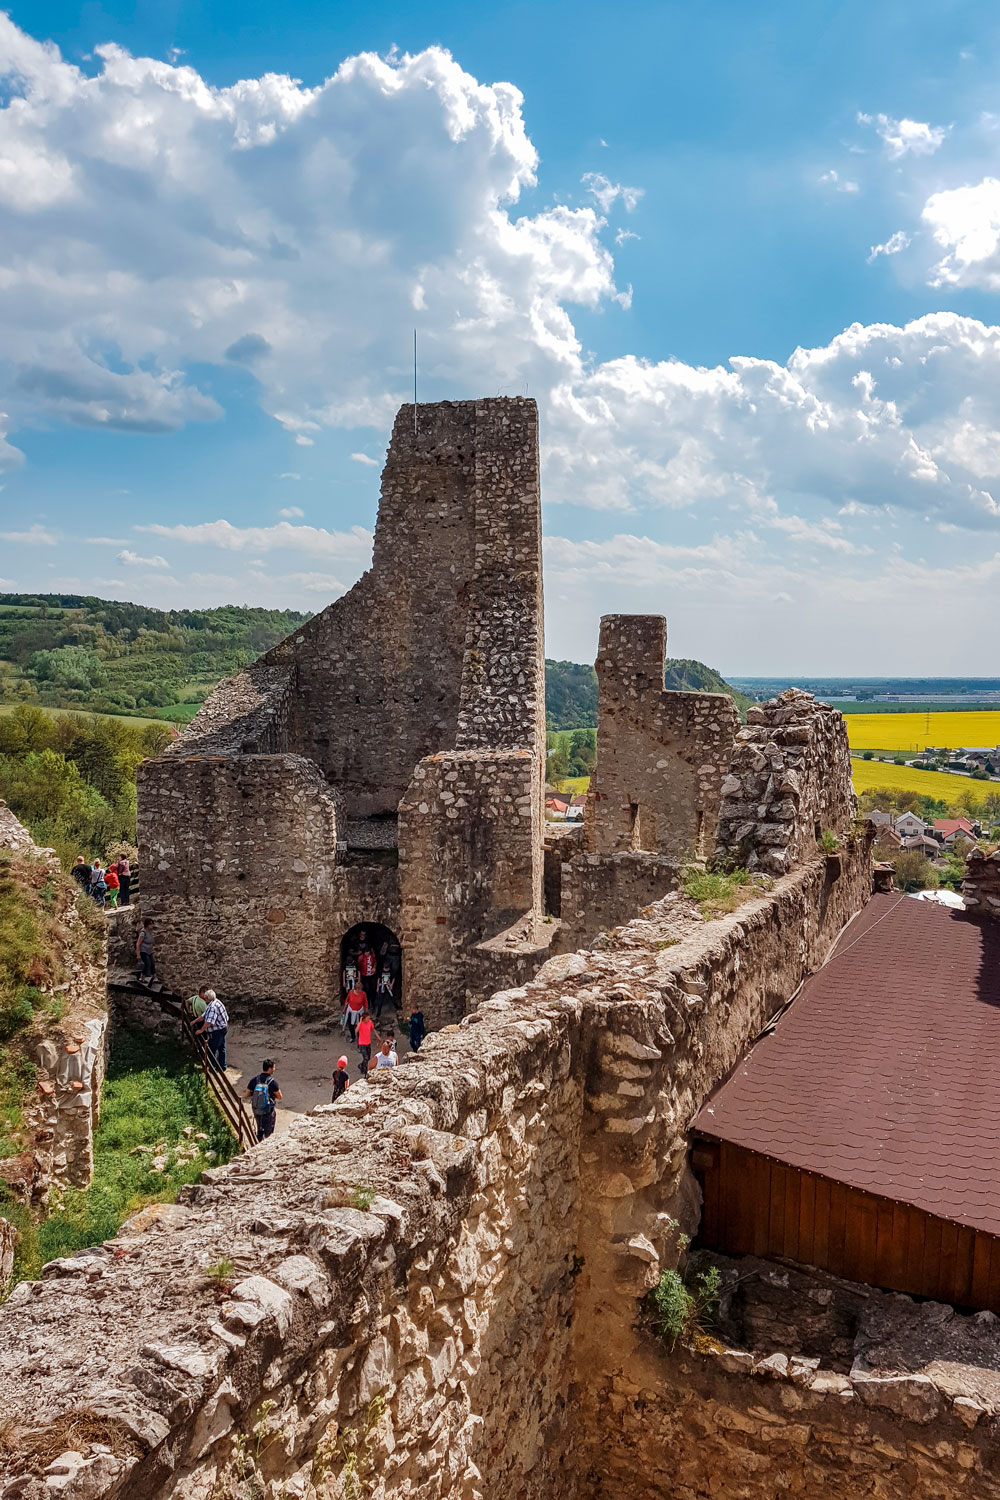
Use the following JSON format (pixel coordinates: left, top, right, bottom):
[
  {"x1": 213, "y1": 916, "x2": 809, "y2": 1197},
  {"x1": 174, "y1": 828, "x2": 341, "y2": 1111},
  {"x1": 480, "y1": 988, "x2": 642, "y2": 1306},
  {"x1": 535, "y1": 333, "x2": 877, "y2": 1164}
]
[{"x1": 194, "y1": 990, "x2": 229, "y2": 1070}]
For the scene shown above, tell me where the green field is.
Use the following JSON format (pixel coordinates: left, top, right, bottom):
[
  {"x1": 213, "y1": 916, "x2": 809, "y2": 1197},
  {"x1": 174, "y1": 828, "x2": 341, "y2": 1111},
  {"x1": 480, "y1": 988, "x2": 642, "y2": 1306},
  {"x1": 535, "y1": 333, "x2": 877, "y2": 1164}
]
[{"x1": 0, "y1": 703, "x2": 174, "y2": 731}]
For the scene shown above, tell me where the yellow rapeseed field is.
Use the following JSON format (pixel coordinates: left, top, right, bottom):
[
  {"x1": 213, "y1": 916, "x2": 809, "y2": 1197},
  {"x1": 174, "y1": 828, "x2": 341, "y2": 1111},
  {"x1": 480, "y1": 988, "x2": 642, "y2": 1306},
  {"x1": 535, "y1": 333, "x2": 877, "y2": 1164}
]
[
  {"x1": 846, "y1": 711, "x2": 1000, "y2": 753},
  {"x1": 850, "y1": 758, "x2": 995, "y2": 804}
]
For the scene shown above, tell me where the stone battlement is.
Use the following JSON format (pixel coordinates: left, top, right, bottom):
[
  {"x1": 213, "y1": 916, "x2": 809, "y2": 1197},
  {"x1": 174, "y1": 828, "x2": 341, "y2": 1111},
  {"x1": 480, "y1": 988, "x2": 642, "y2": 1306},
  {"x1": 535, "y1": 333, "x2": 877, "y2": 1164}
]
[{"x1": 0, "y1": 843, "x2": 874, "y2": 1500}]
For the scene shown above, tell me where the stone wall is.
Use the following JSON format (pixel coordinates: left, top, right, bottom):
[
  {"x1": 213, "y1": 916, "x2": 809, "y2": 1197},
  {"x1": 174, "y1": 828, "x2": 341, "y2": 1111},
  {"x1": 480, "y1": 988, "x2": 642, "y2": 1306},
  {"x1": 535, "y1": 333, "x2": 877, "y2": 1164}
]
[
  {"x1": 554, "y1": 614, "x2": 741, "y2": 952},
  {"x1": 599, "y1": 1329, "x2": 1000, "y2": 1499},
  {"x1": 0, "y1": 803, "x2": 108, "y2": 1210},
  {"x1": 139, "y1": 399, "x2": 546, "y2": 1021},
  {"x1": 137, "y1": 754, "x2": 342, "y2": 1005},
  {"x1": 963, "y1": 846, "x2": 1000, "y2": 920},
  {"x1": 398, "y1": 749, "x2": 549, "y2": 1022},
  {"x1": 555, "y1": 850, "x2": 682, "y2": 953},
  {"x1": 589, "y1": 615, "x2": 740, "y2": 861},
  {"x1": 587, "y1": 1250, "x2": 1000, "y2": 1499},
  {"x1": 715, "y1": 687, "x2": 857, "y2": 875},
  {"x1": 0, "y1": 840, "x2": 881, "y2": 1499}
]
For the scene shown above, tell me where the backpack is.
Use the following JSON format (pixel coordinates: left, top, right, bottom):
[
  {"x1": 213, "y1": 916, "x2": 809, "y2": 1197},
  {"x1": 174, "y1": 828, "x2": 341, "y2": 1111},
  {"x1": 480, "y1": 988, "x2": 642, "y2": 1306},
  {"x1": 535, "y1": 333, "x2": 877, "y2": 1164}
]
[{"x1": 250, "y1": 1076, "x2": 275, "y2": 1119}]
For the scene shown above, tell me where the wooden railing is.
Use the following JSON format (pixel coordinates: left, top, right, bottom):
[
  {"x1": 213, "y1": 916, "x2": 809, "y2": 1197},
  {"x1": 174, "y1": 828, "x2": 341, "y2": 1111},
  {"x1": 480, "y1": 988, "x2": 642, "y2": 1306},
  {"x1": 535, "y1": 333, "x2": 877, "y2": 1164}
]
[
  {"x1": 177, "y1": 1006, "x2": 257, "y2": 1152},
  {"x1": 112, "y1": 979, "x2": 256, "y2": 1152}
]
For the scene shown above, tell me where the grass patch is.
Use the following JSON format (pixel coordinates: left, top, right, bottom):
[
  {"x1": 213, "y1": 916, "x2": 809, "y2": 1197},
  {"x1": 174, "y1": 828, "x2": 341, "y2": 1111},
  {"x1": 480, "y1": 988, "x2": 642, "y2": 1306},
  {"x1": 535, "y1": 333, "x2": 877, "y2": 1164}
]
[
  {"x1": 682, "y1": 865, "x2": 758, "y2": 919},
  {"x1": 2, "y1": 1025, "x2": 236, "y2": 1284}
]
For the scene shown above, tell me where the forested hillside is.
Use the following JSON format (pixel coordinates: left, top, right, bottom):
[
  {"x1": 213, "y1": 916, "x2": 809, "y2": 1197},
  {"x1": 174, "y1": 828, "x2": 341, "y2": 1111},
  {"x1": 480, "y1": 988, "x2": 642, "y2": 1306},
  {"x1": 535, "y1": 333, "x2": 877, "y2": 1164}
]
[
  {"x1": 0, "y1": 594, "x2": 308, "y2": 723},
  {"x1": 544, "y1": 656, "x2": 749, "y2": 730}
]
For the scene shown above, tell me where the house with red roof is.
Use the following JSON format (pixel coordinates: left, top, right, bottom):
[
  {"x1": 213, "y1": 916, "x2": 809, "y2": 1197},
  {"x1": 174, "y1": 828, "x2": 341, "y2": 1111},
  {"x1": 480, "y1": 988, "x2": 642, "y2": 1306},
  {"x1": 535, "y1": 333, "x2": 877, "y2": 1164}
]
[{"x1": 933, "y1": 817, "x2": 976, "y2": 848}]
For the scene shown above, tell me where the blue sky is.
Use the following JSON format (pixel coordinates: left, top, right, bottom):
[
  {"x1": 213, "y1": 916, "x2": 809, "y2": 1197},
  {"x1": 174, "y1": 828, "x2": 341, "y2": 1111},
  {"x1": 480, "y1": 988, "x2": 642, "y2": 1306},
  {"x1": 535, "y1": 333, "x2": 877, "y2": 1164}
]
[{"x1": 2, "y1": 0, "x2": 1000, "y2": 671}]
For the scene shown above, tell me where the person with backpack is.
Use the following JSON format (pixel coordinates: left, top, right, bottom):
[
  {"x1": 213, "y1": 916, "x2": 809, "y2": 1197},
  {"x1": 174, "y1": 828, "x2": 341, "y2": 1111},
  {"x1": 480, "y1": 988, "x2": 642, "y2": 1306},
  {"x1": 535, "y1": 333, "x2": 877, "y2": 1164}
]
[
  {"x1": 331, "y1": 1055, "x2": 350, "y2": 1102},
  {"x1": 71, "y1": 856, "x2": 92, "y2": 896},
  {"x1": 342, "y1": 979, "x2": 367, "y2": 1042},
  {"x1": 194, "y1": 989, "x2": 229, "y2": 1070},
  {"x1": 104, "y1": 863, "x2": 120, "y2": 908},
  {"x1": 245, "y1": 1059, "x2": 281, "y2": 1142},
  {"x1": 90, "y1": 862, "x2": 107, "y2": 908},
  {"x1": 358, "y1": 939, "x2": 377, "y2": 1008}
]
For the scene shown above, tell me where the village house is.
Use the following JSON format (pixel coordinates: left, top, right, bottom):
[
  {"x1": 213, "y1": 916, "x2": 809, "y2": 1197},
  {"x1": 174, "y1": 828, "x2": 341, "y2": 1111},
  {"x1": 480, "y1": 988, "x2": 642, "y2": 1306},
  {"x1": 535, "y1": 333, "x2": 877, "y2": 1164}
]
[
  {"x1": 894, "y1": 810, "x2": 929, "y2": 838},
  {"x1": 933, "y1": 817, "x2": 977, "y2": 848}
]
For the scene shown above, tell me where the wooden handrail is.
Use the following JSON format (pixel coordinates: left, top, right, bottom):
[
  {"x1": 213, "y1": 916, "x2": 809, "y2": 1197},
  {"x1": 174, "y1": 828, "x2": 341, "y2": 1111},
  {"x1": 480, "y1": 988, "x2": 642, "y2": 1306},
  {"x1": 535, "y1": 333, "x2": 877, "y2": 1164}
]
[
  {"x1": 178, "y1": 1009, "x2": 257, "y2": 1151},
  {"x1": 110, "y1": 978, "x2": 255, "y2": 1151}
]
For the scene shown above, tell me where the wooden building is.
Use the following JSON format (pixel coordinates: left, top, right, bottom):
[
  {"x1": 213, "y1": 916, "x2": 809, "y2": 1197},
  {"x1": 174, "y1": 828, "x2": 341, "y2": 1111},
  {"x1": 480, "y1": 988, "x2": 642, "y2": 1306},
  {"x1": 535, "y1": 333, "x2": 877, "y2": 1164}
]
[{"x1": 692, "y1": 893, "x2": 1000, "y2": 1312}]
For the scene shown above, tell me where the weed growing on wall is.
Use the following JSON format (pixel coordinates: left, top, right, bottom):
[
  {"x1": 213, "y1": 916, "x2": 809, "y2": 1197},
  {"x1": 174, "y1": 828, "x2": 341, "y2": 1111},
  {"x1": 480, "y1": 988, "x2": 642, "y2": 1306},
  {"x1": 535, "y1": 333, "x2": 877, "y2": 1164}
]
[
  {"x1": 682, "y1": 866, "x2": 758, "y2": 919},
  {"x1": 648, "y1": 1264, "x2": 722, "y2": 1351}
]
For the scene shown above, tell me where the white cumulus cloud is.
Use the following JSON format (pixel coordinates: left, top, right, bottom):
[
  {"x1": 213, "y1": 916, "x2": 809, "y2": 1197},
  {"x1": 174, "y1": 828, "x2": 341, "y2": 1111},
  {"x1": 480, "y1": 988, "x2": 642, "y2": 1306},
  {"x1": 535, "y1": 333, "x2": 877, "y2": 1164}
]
[
  {"x1": 279, "y1": 505, "x2": 304, "y2": 518},
  {"x1": 859, "y1": 112, "x2": 948, "y2": 160},
  {"x1": 0, "y1": 523, "x2": 57, "y2": 544},
  {"x1": 868, "y1": 230, "x2": 911, "y2": 262},
  {"x1": 138, "y1": 518, "x2": 373, "y2": 560},
  {"x1": 117, "y1": 548, "x2": 169, "y2": 568}
]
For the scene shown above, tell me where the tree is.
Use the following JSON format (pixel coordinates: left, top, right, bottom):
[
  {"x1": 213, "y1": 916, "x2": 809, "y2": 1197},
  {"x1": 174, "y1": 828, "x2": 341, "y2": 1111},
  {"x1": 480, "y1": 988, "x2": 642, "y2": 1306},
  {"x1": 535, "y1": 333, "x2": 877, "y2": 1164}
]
[
  {"x1": 567, "y1": 729, "x2": 596, "y2": 777},
  {"x1": 892, "y1": 851, "x2": 939, "y2": 893},
  {"x1": 547, "y1": 744, "x2": 571, "y2": 781}
]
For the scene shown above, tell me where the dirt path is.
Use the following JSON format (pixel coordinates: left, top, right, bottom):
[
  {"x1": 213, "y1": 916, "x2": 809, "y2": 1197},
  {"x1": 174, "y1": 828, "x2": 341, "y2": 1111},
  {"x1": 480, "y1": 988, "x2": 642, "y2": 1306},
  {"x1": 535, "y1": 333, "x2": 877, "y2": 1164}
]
[{"x1": 223, "y1": 1008, "x2": 415, "y2": 1137}]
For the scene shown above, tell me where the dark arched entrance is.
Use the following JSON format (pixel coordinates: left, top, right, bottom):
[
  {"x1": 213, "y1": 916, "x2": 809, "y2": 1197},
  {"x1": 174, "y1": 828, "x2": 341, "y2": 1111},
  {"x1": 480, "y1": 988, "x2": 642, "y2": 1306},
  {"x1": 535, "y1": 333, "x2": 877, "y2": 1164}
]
[{"x1": 340, "y1": 922, "x2": 403, "y2": 1019}]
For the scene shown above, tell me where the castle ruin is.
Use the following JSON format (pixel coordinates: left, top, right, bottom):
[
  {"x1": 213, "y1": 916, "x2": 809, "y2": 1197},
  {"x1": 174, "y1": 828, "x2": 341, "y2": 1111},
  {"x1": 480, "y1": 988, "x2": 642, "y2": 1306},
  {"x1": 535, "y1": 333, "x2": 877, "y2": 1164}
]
[
  {"x1": 137, "y1": 399, "x2": 774, "y2": 1024},
  {"x1": 10, "y1": 397, "x2": 1000, "y2": 1500}
]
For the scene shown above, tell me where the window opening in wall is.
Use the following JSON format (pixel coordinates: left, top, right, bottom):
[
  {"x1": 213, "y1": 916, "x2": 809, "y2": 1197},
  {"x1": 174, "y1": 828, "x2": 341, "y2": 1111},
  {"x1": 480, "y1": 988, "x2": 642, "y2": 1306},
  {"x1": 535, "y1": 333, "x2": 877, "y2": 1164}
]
[
  {"x1": 340, "y1": 922, "x2": 403, "y2": 1019},
  {"x1": 694, "y1": 810, "x2": 705, "y2": 862},
  {"x1": 629, "y1": 801, "x2": 640, "y2": 852}
]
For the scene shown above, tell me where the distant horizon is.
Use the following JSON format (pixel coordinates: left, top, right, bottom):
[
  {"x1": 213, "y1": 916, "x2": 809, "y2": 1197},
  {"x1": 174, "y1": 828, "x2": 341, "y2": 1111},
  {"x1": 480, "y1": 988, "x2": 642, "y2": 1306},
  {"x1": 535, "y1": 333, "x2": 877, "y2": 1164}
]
[{"x1": 2, "y1": 588, "x2": 1000, "y2": 687}]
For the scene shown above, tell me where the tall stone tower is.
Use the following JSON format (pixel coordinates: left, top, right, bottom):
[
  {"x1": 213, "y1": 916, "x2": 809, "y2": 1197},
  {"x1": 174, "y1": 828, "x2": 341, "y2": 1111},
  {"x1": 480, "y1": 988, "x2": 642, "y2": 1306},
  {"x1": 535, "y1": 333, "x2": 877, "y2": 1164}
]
[{"x1": 137, "y1": 398, "x2": 550, "y2": 1024}]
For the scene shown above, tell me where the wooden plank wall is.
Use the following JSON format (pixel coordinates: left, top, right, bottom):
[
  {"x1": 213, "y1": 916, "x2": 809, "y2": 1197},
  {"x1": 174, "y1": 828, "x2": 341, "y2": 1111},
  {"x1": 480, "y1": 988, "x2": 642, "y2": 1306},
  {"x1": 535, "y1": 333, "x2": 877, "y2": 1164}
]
[{"x1": 697, "y1": 1139, "x2": 1000, "y2": 1313}]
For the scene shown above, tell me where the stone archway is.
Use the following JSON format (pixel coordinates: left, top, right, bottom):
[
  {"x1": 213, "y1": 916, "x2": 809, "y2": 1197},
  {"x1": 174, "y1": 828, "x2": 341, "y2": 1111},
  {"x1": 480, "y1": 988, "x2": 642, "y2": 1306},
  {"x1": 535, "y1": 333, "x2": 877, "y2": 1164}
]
[{"x1": 340, "y1": 921, "x2": 403, "y2": 1019}]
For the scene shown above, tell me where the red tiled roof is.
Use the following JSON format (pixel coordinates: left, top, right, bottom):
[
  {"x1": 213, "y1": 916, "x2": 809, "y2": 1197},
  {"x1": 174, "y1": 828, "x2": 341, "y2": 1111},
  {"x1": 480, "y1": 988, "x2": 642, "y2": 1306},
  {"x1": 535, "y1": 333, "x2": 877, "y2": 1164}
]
[
  {"x1": 693, "y1": 894, "x2": 1000, "y2": 1236},
  {"x1": 934, "y1": 819, "x2": 974, "y2": 836}
]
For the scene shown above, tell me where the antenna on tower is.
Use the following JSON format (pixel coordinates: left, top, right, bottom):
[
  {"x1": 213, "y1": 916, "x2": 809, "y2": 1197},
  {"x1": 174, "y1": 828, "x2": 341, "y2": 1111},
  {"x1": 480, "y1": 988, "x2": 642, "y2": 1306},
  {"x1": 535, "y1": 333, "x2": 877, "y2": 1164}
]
[{"x1": 413, "y1": 329, "x2": 417, "y2": 436}]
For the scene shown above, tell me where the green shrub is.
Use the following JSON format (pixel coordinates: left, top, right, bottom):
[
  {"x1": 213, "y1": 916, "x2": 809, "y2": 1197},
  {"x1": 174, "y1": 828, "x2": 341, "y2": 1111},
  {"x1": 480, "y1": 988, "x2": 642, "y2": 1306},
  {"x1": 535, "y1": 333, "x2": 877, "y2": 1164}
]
[
  {"x1": 648, "y1": 1263, "x2": 722, "y2": 1351},
  {"x1": 818, "y1": 829, "x2": 840, "y2": 854}
]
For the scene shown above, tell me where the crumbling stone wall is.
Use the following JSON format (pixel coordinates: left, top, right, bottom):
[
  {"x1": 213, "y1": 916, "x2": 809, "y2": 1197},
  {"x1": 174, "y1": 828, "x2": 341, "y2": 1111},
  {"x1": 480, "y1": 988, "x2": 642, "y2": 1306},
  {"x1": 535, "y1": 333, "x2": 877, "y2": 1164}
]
[
  {"x1": 588, "y1": 1251, "x2": 1000, "y2": 1498},
  {"x1": 0, "y1": 804, "x2": 108, "y2": 1210},
  {"x1": 0, "y1": 843, "x2": 879, "y2": 1500},
  {"x1": 138, "y1": 400, "x2": 547, "y2": 1020},
  {"x1": 963, "y1": 846, "x2": 1000, "y2": 920},
  {"x1": 599, "y1": 1331, "x2": 1000, "y2": 1499},
  {"x1": 715, "y1": 687, "x2": 857, "y2": 875},
  {"x1": 554, "y1": 616, "x2": 740, "y2": 951},
  {"x1": 589, "y1": 616, "x2": 739, "y2": 861}
]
